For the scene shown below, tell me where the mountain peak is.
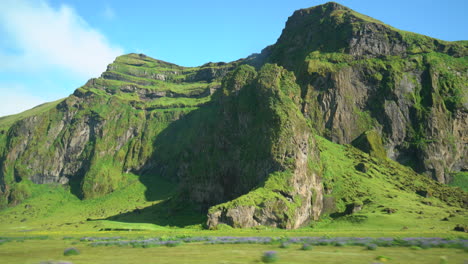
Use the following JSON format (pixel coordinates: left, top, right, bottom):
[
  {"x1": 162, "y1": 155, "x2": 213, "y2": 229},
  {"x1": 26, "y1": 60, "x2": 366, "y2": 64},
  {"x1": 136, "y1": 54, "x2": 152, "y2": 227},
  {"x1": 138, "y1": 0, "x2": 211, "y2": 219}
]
[
  {"x1": 264, "y1": 2, "x2": 466, "y2": 68},
  {"x1": 294, "y1": 2, "x2": 385, "y2": 24},
  {"x1": 310, "y1": 1, "x2": 349, "y2": 12}
]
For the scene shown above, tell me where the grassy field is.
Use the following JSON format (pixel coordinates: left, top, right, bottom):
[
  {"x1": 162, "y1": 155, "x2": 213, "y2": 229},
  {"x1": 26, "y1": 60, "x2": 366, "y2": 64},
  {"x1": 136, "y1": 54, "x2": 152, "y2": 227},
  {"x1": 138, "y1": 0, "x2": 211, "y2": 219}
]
[
  {"x1": 1, "y1": 220, "x2": 467, "y2": 264},
  {"x1": 0, "y1": 234, "x2": 466, "y2": 264}
]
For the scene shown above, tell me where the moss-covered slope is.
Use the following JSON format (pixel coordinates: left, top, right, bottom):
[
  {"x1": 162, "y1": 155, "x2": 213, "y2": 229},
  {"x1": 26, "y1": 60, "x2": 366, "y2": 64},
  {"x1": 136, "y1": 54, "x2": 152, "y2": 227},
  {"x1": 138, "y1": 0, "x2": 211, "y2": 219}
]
[
  {"x1": 0, "y1": 2, "x2": 466, "y2": 230},
  {"x1": 0, "y1": 53, "x2": 237, "y2": 205}
]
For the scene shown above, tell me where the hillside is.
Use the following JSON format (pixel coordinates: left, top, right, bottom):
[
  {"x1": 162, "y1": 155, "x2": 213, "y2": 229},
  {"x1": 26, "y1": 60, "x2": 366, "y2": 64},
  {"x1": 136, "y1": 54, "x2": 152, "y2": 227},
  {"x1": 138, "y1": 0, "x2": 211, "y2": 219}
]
[{"x1": 0, "y1": 2, "x2": 466, "y2": 231}]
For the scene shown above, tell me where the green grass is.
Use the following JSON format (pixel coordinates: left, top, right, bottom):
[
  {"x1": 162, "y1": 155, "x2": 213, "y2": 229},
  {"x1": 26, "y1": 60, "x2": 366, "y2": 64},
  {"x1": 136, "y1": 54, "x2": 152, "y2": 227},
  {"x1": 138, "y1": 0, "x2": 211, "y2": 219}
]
[
  {"x1": 0, "y1": 173, "x2": 178, "y2": 232},
  {"x1": 315, "y1": 135, "x2": 466, "y2": 231},
  {"x1": 0, "y1": 238, "x2": 466, "y2": 264},
  {"x1": 449, "y1": 172, "x2": 468, "y2": 192},
  {"x1": 0, "y1": 99, "x2": 64, "y2": 130}
]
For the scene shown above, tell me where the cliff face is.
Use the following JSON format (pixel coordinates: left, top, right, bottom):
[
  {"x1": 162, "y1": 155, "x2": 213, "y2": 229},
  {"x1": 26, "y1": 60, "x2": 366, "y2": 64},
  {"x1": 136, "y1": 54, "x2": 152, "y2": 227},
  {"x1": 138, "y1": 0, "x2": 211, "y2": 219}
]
[
  {"x1": 0, "y1": 2, "x2": 466, "y2": 228},
  {"x1": 261, "y1": 2, "x2": 467, "y2": 183},
  {"x1": 0, "y1": 54, "x2": 233, "y2": 204}
]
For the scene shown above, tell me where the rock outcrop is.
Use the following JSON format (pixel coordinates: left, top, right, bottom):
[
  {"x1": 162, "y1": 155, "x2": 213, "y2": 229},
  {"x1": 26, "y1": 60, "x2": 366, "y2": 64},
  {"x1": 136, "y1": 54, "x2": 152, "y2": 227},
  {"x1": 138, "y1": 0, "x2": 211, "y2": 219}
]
[{"x1": 204, "y1": 65, "x2": 323, "y2": 229}]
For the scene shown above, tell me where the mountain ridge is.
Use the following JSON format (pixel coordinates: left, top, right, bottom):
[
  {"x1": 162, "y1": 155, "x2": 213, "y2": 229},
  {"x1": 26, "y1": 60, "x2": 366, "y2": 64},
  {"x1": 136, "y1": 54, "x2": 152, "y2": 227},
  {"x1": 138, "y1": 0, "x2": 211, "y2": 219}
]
[
  {"x1": 0, "y1": 2, "x2": 466, "y2": 230},
  {"x1": 258, "y1": 2, "x2": 467, "y2": 184}
]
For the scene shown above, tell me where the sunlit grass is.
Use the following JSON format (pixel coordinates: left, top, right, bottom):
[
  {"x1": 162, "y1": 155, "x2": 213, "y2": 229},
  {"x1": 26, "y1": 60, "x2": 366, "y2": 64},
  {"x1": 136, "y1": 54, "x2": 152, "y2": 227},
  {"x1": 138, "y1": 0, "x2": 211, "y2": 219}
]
[{"x1": 0, "y1": 238, "x2": 466, "y2": 264}]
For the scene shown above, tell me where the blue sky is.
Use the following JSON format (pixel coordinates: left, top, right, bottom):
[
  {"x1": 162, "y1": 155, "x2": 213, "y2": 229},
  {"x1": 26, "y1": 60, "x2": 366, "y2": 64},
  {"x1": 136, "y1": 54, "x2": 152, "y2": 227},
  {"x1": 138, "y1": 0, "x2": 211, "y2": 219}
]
[{"x1": 0, "y1": 0, "x2": 467, "y2": 117}]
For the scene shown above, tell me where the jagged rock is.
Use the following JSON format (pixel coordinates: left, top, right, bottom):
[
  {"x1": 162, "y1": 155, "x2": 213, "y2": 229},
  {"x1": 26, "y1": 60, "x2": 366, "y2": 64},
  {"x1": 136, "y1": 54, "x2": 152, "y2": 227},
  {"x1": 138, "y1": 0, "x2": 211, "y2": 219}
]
[
  {"x1": 349, "y1": 22, "x2": 408, "y2": 57},
  {"x1": 207, "y1": 206, "x2": 258, "y2": 228}
]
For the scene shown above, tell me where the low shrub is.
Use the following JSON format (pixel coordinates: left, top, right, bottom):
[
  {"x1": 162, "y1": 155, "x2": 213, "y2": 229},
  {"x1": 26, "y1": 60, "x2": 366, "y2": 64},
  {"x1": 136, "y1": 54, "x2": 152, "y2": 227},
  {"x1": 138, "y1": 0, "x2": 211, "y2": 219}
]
[
  {"x1": 301, "y1": 244, "x2": 313, "y2": 250},
  {"x1": 165, "y1": 241, "x2": 182, "y2": 247},
  {"x1": 63, "y1": 247, "x2": 80, "y2": 256},
  {"x1": 366, "y1": 244, "x2": 378, "y2": 250},
  {"x1": 334, "y1": 241, "x2": 346, "y2": 247},
  {"x1": 279, "y1": 242, "x2": 290, "y2": 248},
  {"x1": 261, "y1": 251, "x2": 278, "y2": 263}
]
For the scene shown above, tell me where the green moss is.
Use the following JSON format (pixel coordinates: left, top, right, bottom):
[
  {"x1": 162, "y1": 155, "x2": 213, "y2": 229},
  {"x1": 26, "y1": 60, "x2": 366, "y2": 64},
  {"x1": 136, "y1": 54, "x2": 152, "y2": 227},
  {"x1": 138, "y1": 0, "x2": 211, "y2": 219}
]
[
  {"x1": 8, "y1": 180, "x2": 34, "y2": 205},
  {"x1": 351, "y1": 130, "x2": 387, "y2": 160},
  {"x1": 93, "y1": 74, "x2": 214, "y2": 95},
  {"x1": 423, "y1": 53, "x2": 467, "y2": 112},
  {"x1": 448, "y1": 172, "x2": 468, "y2": 192},
  {"x1": 81, "y1": 158, "x2": 125, "y2": 199},
  {"x1": 263, "y1": 171, "x2": 295, "y2": 193},
  {"x1": 306, "y1": 51, "x2": 353, "y2": 75},
  {"x1": 353, "y1": 108, "x2": 376, "y2": 132}
]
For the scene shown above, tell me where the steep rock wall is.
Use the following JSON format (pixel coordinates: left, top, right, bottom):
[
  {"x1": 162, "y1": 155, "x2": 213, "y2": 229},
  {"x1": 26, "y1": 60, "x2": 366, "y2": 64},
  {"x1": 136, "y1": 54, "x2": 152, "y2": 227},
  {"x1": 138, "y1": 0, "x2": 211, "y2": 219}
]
[{"x1": 262, "y1": 2, "x2": 468, "y2": 183}]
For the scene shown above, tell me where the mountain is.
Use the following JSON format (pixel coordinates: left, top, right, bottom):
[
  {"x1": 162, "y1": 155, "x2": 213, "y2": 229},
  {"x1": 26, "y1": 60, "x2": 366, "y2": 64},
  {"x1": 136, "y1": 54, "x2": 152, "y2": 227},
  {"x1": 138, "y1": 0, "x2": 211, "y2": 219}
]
[
  {"x1": 0, "y1": 2, "x2": 466, "y2": 230},
  {"x1": 259, "y1": 2, "x2": 467, "y2": 184}
]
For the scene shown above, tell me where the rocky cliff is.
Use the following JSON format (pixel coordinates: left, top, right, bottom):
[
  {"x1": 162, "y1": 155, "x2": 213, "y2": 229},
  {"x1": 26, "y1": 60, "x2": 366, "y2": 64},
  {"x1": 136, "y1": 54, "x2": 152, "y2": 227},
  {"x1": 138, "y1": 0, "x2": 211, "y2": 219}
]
[
  {"x1": 0, "y1": 54, "x2": 235, "y2": 204},
  {"x1": 259, "y1": 2, "x2": 468, "y2": 183},
  {"x1": 0, "y1": 2, "x2": 466, "y2": 229}
]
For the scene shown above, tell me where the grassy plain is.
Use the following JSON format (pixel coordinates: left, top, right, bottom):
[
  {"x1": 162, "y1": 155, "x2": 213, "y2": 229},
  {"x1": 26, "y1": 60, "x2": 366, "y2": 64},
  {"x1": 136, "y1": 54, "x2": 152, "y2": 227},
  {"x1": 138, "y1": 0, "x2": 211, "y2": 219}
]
[{"x1": 0, "y1": 234, "x2": 467, "y2": 264}]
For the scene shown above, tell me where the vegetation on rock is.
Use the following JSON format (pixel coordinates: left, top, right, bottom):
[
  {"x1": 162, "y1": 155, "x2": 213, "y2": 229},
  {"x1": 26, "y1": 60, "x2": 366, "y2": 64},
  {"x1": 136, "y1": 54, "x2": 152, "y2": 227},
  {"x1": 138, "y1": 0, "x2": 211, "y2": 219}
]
[{"x1": 0, "y1": 2, "x2": 466, "y2": 230}]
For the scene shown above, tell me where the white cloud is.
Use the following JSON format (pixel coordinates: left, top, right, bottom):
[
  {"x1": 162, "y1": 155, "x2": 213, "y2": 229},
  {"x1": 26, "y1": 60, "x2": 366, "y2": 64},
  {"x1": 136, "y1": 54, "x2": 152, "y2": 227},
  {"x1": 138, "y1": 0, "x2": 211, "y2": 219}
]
[
  {"x1": 0, "y1": 0, "x2": 123, "y2": 79},
  {"x1": 0, "y1": 84, "x2": 47, "y2": 117}
]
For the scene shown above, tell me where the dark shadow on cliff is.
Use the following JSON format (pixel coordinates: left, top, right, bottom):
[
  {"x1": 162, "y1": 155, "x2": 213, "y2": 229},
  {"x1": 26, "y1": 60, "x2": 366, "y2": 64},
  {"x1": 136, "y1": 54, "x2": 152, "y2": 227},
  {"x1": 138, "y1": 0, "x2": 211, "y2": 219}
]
[
  {"x1": 104, "y1": 169, "x2": 206, "y2": 227},
  {"x1": 139, "y1": 104, "x2": 221, "y2": 202},
  {"x1": 104, "y1": 197, "x2": 206, "y2": 228},
  {"x1": 103, "y1": 104, "x2": 221, "y2": 227},
  {"x1": 68, "y1": 176, "x2": 84, "y2": 199}
]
